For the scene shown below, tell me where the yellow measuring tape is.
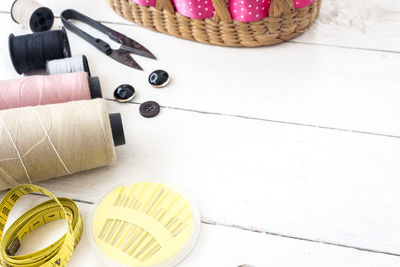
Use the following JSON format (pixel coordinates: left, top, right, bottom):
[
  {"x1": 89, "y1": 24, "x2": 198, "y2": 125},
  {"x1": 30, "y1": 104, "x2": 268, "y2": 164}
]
[{"x1": 0, "y1": 184, "x2": 83, "y2": 267}]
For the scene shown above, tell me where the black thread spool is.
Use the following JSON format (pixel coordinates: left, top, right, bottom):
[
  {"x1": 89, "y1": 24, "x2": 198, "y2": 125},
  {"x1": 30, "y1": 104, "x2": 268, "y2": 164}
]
[
  {"x1": 11, "y1": 0, "x2": 54, "y2": 32},
  {"x1": 9, "y1": 28, "x2": 71, "y2": 74}
]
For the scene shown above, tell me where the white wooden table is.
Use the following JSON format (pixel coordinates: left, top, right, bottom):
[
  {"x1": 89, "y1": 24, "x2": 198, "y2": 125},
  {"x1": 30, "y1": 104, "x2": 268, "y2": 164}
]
[{"x1": 0, "y1": 0, "x2": 400, "y2": 266}]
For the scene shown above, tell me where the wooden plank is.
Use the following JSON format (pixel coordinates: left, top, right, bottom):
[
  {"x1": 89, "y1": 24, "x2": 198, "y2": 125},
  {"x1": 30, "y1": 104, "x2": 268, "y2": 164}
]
[
  {"x1": 294, "y1": 0, "x2": 400, "y2": 52},
  {"x1": 1, "y1": 1, "x2": 400, "y2": 259},
  {"x1": 8, "y1": 195, "x2": 400, "y2": 266},
  {"x1": 1, "y1": 0, "x2": 399, "y2": 51},
  {"x1": 1, "y1": 14, "x2": 399, "y2": 136},
  {"x1": 20, "y1": 100, "x2": 400, "y2": 255}
]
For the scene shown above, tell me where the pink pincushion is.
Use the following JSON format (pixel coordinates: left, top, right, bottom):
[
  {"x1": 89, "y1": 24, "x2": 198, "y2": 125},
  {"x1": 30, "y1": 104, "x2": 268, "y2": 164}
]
[{"x1": 131, "y1": 0, "x2": 315, "y2": 21}]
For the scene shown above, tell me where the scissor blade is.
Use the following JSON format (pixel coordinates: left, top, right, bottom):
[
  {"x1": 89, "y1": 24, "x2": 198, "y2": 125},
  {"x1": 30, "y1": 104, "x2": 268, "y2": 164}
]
[
  {"x1": 109, "y1": 50, "x2": 143, "y2": 71},
  {"x1": 108, "y1": 30, "x2": 156, "y2": 59},
  {"x1": 120, "y1": 40, "x2": 157, "y2": 60}
]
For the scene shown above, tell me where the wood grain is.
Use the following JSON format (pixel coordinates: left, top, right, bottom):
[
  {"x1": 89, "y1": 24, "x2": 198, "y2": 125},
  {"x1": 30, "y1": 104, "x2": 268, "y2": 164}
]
[
  {"x1": 9, "y1": 195, "x2": 400, "y2": 267},
  {"x1": 1, "y1": 14, "x2": 399, "y2": 136},
  {"x1": 19, "y1": 100, "x2": 400, "y2": 256}
]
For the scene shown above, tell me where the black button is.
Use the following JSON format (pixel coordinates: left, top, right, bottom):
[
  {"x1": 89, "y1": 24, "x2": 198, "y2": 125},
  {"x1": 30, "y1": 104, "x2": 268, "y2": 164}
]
[
  {"x1": 148, "y1": 70, "x2": 169, "y2": 88},
  {"x1": 140, "y1": 101, "x2": 160, "y2": 118},
  {"x1": 114, "y1": 84, "x2": 135, "y2": 103}
]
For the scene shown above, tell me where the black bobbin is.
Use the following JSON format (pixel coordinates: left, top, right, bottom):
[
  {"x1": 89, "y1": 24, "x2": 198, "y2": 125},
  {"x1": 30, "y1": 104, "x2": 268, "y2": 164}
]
[
  {"x1": 88, "y1": 77, "x2": 103, "y2": 99},
  {"x1": 109, "y1": 113, "x2": 126, "y2": 146},
  {"x1": 82, "y1": 55, "x2": 91, "y2": 77},
  {"x1": 11, "y1": 0, "x2": 54, "y2": 32},
  {"x1": 9, "y1": 27, "x2": 71, "y2": 74}
]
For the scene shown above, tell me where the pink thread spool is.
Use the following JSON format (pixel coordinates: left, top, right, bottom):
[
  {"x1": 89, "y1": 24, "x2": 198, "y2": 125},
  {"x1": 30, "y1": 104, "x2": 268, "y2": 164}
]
[{"x1": 0, "y1": 71, "x2": 102, "y2": 110}]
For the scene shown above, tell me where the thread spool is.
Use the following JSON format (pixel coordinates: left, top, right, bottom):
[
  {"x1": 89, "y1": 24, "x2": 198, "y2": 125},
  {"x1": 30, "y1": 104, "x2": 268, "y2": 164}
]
[
  {"x1": 0, "y1": 72, "x2": 102, "y2": 110},
  {"x1": 0, "y1": 99, "x2": 125, "y2": 190},
  {"x1": 46, "y1": 55, "x2": 91, "y2": 76},
  {"x1": 11, "y1": 0, "x2": 54, "y2": 32},
  {"x1": 9, "y1": 28, "x2": 71, "y2": 74}
]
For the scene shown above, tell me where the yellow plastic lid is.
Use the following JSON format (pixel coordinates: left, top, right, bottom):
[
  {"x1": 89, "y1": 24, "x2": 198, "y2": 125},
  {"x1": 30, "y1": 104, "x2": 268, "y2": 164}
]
[{"x1": 89, "y1": 181, "x2": 201, "y2": 267}]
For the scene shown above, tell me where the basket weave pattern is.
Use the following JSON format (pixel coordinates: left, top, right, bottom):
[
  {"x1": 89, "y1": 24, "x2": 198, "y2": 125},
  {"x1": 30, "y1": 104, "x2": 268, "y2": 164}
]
[{"x1": 107, "y1": 0, "x2": 321, "y2": 47}]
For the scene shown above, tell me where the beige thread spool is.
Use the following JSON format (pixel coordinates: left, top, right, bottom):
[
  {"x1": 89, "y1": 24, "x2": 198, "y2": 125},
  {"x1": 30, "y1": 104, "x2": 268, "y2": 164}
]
[
  {"x1": 0, "y1": 99, "x2": 120, "y2": 190},
  {"x1": 11, "y1": 0, "x2": 54, "y2": 32}
]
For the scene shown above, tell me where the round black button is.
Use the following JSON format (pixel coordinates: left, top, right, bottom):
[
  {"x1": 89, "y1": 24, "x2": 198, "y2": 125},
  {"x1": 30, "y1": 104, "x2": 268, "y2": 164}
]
[
  {"x1": 148, "y1": 70, "x2": 169, "y2": 88},
  {"x1": 114, "y1": 84, "x2": 135, "y2": 103},
  {"x1": 140, "y1": 101, "x2": 160, "y2": 118}
]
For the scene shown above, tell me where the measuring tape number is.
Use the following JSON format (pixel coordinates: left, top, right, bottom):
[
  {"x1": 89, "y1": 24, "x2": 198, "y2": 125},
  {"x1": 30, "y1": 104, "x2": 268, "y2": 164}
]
[{"x1": 0, "y1": 184, "x2": 83, "y2": 267}]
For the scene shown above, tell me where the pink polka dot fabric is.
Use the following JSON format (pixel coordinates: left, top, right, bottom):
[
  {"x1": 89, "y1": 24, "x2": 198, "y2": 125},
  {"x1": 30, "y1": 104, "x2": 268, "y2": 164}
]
[
  {"x1": 228, "y1": 0, "x2": 270, "y2": 22},
  {"x1": 172, "y1": 0, "x2": 215, "y2": 19},
  {"x1": 131, "y1": 0, "x2": 315, "y2": 21},
  {"x1": 133, "y1": 0, "x2": 156, "y2": 6},
  {"x1": 294, "y1": 0, "x2": 315, "y2": 8}
]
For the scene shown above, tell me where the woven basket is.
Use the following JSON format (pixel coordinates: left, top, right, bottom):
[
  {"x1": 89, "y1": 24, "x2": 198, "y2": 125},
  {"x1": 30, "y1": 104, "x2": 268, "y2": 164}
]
[{"x1": 106, "y1": 0, "x2": 321, "y2": 47}]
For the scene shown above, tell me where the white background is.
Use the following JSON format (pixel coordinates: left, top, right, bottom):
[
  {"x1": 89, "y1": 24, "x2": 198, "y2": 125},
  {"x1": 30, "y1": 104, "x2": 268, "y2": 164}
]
[{"x1": 0, "y1": 0, "x2": 400, "y2": 266}]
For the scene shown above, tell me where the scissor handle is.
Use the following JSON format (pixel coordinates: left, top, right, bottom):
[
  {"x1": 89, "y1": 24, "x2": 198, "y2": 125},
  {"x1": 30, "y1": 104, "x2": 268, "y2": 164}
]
[{"x1": 61, "y1": 9, "x2": 117, "y2": 55}]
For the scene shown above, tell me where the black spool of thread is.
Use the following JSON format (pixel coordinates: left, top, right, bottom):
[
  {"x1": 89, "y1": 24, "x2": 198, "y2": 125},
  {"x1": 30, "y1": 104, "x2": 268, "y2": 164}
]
[{"x1": 9, "y1": 28, "x2": 71, "y2": 74}]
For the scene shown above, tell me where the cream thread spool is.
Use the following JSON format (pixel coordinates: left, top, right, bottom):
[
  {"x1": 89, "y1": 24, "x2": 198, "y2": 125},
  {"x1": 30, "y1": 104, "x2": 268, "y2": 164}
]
[
  {"x1": 11, "y1": 0, "x2": 54, "y2": 32},
  {"x1": 0, "y1": 99, "x2": 125, "y2": 190},
  {"x1": 0, "y1": 117, "x2": 32, "y2": 184}
]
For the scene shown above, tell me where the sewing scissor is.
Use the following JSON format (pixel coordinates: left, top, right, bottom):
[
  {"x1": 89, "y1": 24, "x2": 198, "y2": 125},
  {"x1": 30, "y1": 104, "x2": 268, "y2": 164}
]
[{"x1": 61, "y1": 9, "x2": 156, "y2": 71}]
